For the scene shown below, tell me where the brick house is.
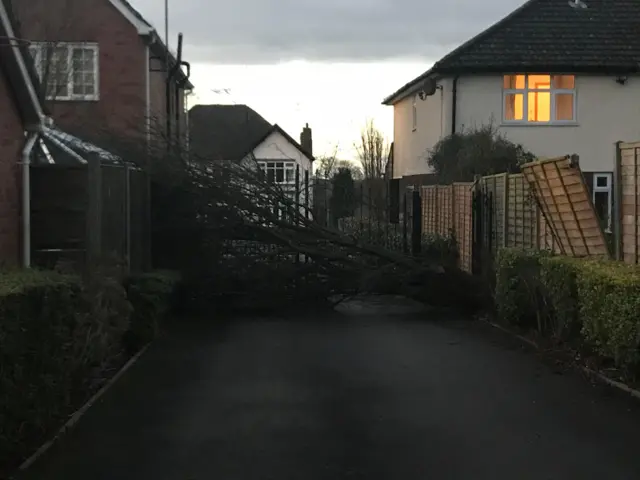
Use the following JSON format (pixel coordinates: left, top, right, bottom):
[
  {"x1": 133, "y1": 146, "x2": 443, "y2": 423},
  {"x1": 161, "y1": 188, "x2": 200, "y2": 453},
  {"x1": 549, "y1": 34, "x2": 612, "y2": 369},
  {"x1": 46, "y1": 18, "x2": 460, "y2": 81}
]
[
  {"x1": 0, "y1": 0, "x2": 44, "y2": 264},
  {"x1": 12, "y1": 0, "x2": 193, "y2": 156}
]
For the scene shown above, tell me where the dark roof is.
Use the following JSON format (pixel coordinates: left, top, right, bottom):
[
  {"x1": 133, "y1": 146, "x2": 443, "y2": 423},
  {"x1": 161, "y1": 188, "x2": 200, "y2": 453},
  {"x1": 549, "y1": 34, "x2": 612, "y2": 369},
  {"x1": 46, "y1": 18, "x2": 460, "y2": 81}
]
[
  {"x1": 254, "y1": 124, "x2": 314, "y2": 162},
  {"x1": 189, "y1": 104, "x2": 314, "y2": 162},
  {"x1": 189, "y1": 104, "x2": 273, "y2": 161},
  {"x1": 383, "y1": 0, "x2": 640, "y2": 104}
]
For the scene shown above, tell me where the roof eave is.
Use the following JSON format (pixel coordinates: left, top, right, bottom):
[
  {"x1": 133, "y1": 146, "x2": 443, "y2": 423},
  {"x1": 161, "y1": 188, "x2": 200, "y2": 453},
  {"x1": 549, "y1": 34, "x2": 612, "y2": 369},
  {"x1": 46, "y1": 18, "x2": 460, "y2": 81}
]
[
  {"x1": 434, "y1": 64, "x2": 640, "y2": 75},
  {"x1": 382, "y1": 69, "x2": 439, "y2": 106}
]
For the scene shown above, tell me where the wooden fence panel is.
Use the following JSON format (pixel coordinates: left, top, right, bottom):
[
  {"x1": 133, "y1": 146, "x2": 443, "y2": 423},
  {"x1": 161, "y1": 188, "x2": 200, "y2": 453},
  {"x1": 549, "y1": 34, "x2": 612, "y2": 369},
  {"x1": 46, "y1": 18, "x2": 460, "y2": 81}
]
[
  {"x1": 436, "y1": 185, "x2": 453, "y2": 236},
  {"x1": 453, "y1": 182, "x2": 473, "y2": 273},
  {"x1": 101, "y1": 165, "x2": 127, "y2": 261},
  {"x1": 618, "y1": 142, "x2": 640, "y2": 264},
  {"x1": 31, "y1": 165, "x2": 88, "y2": 268},
  {"x1": 522, "y1": 156, "x2": 609, "y2": 258},
  {"x1": 506, "y1": 174, "x2": 538, "y2": 250},
  {"x1": 421, "y1": 185, "x2": 437, "y2": 234}
]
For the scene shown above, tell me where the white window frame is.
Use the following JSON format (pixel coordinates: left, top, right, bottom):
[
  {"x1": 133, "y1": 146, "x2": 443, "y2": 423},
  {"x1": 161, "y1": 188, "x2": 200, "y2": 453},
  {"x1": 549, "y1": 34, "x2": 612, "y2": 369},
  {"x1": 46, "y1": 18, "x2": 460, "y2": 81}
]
[
  {"x1": 29, "y1": 42, "x2": 100, "y2": 101},
  {"x1": 502, "y1": 74, "x2": 577, "y2": 125},
  {"x1": 412, "y1": 94, "x2": 418, "y2": 131},
  {"x1": 592, "y1": 172, "x2": 613, "y2": 233},
  {"x1": 257, "y1": 161, "x2": 297, "y2": 185}
]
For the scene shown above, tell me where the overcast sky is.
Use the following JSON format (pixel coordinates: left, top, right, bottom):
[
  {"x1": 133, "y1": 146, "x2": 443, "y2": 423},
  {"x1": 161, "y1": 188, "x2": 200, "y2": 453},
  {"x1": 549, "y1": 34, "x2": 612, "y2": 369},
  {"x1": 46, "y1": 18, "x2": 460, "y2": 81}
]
[{"x1": 130, "y1": 0, "x2": 524, "y2": 158}]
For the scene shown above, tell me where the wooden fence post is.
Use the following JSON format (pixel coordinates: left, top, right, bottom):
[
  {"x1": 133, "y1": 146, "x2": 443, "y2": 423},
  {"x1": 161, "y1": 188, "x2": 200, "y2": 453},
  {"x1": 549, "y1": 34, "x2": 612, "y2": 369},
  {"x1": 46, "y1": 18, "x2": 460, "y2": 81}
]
[
  {"x1": 411, "y1": 190, "x2": 422, "y2": 256},
  {"x1": 451, "y1": 184, "x2": 456, "y2": 239},
  {"x1": 86, "y1": 154, "x2": 102, "y2": 276},
  {"x1": 614, "y1": 141, "x2": 623, "y2": 261},
  {"x1": 503, "y1": 173, "x2": 509, "y2": 248}
]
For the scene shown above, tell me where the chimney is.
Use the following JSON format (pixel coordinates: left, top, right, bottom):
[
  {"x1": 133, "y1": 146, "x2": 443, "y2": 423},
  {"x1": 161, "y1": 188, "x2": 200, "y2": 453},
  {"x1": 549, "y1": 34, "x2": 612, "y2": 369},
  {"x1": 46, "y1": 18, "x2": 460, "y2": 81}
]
[{"x1": 300, "y1": 123, "x2": 312, "y2": 156}]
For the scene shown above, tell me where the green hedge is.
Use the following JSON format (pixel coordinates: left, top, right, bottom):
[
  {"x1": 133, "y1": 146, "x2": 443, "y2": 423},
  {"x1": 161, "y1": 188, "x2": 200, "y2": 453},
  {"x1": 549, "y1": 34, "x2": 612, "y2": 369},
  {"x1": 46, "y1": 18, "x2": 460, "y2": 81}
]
[
  {"x1": 0, "y1": 269, "x2": 130, "y2": 473},
  {"x1": 495, "y1": 248, "x2": 640, "y2": 375},
  {"x1": 123, "y1": 270, "x2": 182, "y2": 352}
]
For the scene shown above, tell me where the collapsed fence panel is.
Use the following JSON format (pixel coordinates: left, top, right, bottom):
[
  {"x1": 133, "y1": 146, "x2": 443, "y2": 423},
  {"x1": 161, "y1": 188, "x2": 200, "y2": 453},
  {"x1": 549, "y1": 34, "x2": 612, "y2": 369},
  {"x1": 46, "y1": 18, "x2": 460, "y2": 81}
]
[{"x1": 521, "y1": 155, "x2": 609, "y2": 258}]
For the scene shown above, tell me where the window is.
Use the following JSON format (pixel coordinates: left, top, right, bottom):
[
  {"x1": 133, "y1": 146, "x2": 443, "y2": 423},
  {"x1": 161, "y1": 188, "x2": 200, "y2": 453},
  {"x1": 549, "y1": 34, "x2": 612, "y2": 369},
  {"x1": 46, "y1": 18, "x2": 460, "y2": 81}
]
[
  {"x1": 29, "y1": 43, "x2": 99, "y2": 101},
  {"x1": 592, "y1": 173, "x2": 612, "y2": 232},
  {"x1": 503, "y1": 74, "x2": 575, "y2": 124},
  {"x1": 258, "y1": 161, "x2": 297, "y2": 184},
  {"x1": 412, "y1": 94, "x2": 418, "y2": 131}
]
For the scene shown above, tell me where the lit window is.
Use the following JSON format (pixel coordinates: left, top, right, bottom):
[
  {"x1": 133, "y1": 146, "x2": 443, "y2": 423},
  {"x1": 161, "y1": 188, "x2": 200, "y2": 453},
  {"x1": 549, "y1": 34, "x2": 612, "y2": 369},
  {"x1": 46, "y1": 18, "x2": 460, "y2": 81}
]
[
  {"x1": 592, "y1": 173, "x2": 612, "y2": 232},
  {"x1": 503, "y1": 74, "x2": 575, "y2": 124},
  {"x1": 29, "y1": 42, "x2": 99, "y2": 101}
]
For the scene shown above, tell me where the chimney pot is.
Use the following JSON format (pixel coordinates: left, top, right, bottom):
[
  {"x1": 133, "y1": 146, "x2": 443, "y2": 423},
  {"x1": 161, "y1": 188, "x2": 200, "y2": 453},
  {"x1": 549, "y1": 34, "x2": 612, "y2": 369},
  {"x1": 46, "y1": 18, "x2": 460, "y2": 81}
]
[{"x1": 300, "y1": 123, "x2": 312, "y2": 157}]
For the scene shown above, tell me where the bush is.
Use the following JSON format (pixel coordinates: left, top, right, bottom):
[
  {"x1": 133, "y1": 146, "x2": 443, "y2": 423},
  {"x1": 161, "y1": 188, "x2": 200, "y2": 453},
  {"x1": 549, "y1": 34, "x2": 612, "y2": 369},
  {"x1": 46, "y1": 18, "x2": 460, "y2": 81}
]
[
  {"x1": 0, "y1": 269, "x2": 130, "y2": 474},
  {"x1": 123, "y1": 270, "x2": 181, "y2": 352},
  {"x1": 576, "y1": 261, "x2": 640, "y2": 371},
  {"x1": 495, "y1": 249, "x2": 640, "y2": 375},
  {"x1": 538, "y1": 256, "x2": 579, "y2": 340},
  {"x1": 494, "y1": 248, "x2": 546, "y2": 328}
]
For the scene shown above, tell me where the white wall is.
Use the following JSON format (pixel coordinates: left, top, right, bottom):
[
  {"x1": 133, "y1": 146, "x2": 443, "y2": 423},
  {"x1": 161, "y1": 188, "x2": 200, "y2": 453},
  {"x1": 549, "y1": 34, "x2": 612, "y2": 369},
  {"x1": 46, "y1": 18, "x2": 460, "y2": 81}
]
[
  {"x1": 392, "y1": 78, "x2": 450, "y2": 178},
  {"x1": 391, "y1": 73, "x2": 640, "y2": 177},
  {"x1": 248, "y1": 129, "x2": 314, "y2": 212},
  {"x1": 252, "y1": 130, "x2": 313, "y2": 175}
]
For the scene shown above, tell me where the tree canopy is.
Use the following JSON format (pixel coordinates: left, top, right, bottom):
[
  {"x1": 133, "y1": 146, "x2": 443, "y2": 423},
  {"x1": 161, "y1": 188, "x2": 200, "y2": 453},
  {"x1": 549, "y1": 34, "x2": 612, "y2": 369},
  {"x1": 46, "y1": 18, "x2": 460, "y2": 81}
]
[{"x1": 427, "y1": 124, "x2": 535, "y2": 183}]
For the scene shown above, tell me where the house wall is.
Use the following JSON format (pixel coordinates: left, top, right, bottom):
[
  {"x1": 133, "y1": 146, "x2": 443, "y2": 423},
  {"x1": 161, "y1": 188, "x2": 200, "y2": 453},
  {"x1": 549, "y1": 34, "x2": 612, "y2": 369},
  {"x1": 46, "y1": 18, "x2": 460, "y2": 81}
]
[
  {"x1": 252, "y1": 130, "x2": 313, "y2": 175},
  {"x1": 250, "y1": 129, "x2": 314, "y2": 208},
  {"x1": 148, "y1": 54, "x2": 189, "y2": 150},
  {"x1": 391, "y1": 78, "x2": 450, "y2": 178},
  {"x1": 15, "y1": 0, "x2": 146, "y2": 143},
  {"x1": 392, "y1": 73, "x2": 640, "y2": 177},
  {"x1": 0, "y1": 72, "x2": 23, "y2": 264}
]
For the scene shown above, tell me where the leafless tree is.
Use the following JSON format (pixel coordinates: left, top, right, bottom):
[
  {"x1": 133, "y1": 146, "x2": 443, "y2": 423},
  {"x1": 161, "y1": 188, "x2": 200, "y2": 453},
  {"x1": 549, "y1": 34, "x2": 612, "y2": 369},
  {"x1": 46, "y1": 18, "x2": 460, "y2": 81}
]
[{"x1": 356, "y1": 119, "x2": 389, "y2": 180}]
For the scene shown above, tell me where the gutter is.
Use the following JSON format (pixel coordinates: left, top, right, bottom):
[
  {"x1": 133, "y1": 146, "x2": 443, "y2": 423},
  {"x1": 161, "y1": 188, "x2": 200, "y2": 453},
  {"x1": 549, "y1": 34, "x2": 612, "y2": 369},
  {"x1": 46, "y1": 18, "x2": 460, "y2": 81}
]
[{"x1": 22, "y1": 132, "x2": 39, "y2": 267}]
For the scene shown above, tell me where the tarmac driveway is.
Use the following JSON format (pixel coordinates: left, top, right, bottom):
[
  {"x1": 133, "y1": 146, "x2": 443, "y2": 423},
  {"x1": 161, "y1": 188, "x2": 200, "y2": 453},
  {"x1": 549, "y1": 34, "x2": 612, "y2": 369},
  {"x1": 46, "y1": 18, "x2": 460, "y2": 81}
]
[{"x1": 18, "y1": 300, "x2": 640, "y2": 479}]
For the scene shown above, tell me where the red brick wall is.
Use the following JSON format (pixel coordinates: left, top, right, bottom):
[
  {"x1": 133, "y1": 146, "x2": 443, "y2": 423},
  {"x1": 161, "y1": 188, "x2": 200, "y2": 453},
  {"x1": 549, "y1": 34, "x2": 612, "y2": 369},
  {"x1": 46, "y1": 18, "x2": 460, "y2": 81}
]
[
  {"x1": 0, "y1": 73, "x2": 23, "y2": 265},
  {"x1": 14, "y1": 0, "x2": 147, "y2": 145}
]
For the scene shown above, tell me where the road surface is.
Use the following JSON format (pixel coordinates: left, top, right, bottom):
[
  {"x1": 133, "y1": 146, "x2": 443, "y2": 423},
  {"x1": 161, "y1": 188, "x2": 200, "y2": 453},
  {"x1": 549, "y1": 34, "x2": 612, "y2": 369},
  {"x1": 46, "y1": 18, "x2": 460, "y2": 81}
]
[{"x1": 18, "y1": 298, "x2": 640, "y2": 479}]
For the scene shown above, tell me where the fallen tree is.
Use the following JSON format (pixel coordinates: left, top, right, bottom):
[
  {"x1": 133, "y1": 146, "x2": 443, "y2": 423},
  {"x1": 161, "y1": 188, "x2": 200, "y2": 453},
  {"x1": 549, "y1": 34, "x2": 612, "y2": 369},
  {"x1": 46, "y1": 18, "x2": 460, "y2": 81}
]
[{"x1": 150, "y1": 147, "x2": 489, "y2": 314}]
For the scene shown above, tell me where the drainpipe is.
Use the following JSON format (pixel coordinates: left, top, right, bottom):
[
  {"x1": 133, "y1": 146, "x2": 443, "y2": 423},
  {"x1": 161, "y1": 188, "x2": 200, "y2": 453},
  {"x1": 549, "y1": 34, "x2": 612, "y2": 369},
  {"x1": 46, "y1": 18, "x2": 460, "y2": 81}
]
[
  {"x1": 450, "y1": 75, "x2": 459, "y2": 135},
  {"x1": 22, "y1": 132, "x2": 39, "y2": 267},
  {"x1": 145, "y1": 42, "x2": 151, "y2": 153}
]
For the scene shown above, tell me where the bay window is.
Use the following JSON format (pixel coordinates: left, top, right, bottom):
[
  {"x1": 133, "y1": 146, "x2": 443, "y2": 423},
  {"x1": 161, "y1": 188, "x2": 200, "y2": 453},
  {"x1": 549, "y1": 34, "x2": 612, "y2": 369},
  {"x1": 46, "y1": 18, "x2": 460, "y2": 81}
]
[{"x1": 503, "y1": 74, "x2": 576, "y2": 124}]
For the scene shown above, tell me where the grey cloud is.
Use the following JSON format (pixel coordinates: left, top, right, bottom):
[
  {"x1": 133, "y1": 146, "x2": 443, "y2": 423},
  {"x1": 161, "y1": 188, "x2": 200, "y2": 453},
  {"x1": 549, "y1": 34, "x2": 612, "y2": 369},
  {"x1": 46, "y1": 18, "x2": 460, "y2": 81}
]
[{"x1": 131, "y1": 0, "x2": 524, "y2": 64}]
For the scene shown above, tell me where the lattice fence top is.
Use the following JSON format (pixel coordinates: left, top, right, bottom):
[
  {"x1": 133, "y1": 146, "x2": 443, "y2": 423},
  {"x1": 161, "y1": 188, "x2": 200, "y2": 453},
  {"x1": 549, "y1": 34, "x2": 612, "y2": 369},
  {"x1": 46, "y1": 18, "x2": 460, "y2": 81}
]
[{"x1": 521, "y1": 155, "x2": 609, "y2": 258}]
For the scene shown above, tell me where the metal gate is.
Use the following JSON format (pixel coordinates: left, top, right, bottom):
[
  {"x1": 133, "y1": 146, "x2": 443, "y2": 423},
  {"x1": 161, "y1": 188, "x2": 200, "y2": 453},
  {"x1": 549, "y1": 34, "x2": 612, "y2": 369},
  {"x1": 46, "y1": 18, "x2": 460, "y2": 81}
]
[{"x1": 472, "y1": 188, "x2": 493, "y2": 276}]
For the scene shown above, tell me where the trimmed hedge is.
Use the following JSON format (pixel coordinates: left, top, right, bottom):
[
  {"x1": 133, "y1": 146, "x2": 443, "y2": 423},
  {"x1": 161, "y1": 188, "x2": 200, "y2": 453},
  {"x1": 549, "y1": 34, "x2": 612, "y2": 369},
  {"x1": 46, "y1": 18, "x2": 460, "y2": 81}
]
[
  {"x1": 495, "y1": 248, "x2": 640, "y2": 375},
  {"x1": 1, "y1": 268, "x2": 181, "y2": 475},
  {"x1": 0, "y1": 269, "x2": 130, "y2": 473},
  {"x1": 123, "y1": 270, "x2": 182, "y2": 352}
]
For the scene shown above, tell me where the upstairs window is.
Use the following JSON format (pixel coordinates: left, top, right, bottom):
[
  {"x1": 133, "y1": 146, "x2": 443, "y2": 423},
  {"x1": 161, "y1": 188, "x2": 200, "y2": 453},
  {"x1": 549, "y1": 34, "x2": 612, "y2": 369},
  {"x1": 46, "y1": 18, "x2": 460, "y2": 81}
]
[
  {"x1": 258, "y1": 161, "x2": 297, "y2": 184},
  {"x1": 29, "y1": 43, "x2": 99, "y2": 101},
  {"x1": 503, "y1": 74, "x2": 575, "y2": 124}
]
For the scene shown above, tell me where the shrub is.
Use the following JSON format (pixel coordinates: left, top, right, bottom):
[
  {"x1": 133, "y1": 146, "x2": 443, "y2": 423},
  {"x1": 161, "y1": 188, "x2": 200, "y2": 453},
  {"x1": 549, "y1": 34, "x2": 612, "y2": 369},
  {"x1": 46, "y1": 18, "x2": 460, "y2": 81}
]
[
  {"x1": 494, "y1": 249, "x2": 640, "y2": 375},
  {"x1": 123, "y1": 270, "x2": 182, "y2": 352},
  {"x1": 0, "y1": 269, "x2": 130, "y2": 474},
  {"x1": 494, "y1": 248, "x2": 547, "y2": 328},
  {"x1": 576, "y1": 261, "x2": 640, "y2": 372},
  {"x1": 538, "y1": 256, "x2": 579, "y2": 341}
]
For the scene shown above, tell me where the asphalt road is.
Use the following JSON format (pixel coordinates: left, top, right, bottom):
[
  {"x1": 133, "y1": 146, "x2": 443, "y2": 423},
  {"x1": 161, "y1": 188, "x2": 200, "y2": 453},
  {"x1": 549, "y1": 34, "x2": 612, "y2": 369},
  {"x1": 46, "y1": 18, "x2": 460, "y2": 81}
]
[{"x1": 18, "y1": 301, "x2": 640, "y2": 479}]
